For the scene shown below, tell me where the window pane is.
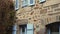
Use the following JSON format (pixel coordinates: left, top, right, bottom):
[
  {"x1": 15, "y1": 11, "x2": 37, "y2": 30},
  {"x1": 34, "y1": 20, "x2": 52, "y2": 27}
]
[
  {"x1": 22, "y1": 0, "x2": 28, "y2": 6},
  {"x1": 12, "y1": 31, "x2": 16, "y2": 34},
  {"x1": 30, "y1": 0, "x2": 33, "y2": 4},
  {"x1": 27, "y1": 24, "x2": 34, "y2": 34},
  {"x1": 22, "y1": 27, "x2": 25, "y2": 32},
  {"x1": 27, "y1": 24, "x2": 33, "y2": 29},
  {"x1": 16, "y1": 0, "x2": 18, "y2": 8},
  {"x1": 15, "y1": 0, "x2": 19, "y2": 10}
]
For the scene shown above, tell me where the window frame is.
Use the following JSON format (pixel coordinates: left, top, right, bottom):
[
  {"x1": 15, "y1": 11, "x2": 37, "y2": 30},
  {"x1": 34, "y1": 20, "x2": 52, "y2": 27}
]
[
  {"x1": 39, "y1": 0, "x2": 46, "y2": 3},
  {"x1": 27, "y1": 24, "x2": 34, "y2": 34},
  {"x1": 15, "y1": 0, "x2": 19, "y2": 10},
  {"x1": 12, "y1": 24, "x2": 17, "y2": 34},
  {"x1": 22, "y1": 0, "x2": 28, "y2": 7},
  {"x1": 22, "y1": 0, "x2": 35, "y2": 7}
]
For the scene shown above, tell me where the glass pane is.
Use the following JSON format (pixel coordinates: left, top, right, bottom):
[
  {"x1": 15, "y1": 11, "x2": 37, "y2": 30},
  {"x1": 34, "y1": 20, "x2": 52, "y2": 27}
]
[
  {"x1": 12, "y1": 31, "x2": 16, "y2": 34},
  {"x1": 13, "y1": 25, "x2": 17, "y2": 30},
  {"x1": 16, "y1": 0, "x2": 19, "y2": 8},
  {"x1": 22, "y1": 27, "x2": 25, "y2": 32},
  {"x1": 30, "y1": 0, "x2": 33, "y2": 4},
  {"x1": 27, "y1": 24, "x2": 33, "y2": 29},
  {"x1": 27, "y1": 24, "x2": 34, "y2": 34},
  {"x1": 22, "y1": 0, "x2": 27, "y2": 6},
  {"x1": 27, "y1": 30, "x2": 33, "y2": 34}
]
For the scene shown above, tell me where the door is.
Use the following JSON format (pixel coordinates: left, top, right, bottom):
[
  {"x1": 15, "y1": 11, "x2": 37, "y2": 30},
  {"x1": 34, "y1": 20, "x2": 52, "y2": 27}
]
[{"x1": 27, "y1": 24, "x2": 34, "y2": 34}]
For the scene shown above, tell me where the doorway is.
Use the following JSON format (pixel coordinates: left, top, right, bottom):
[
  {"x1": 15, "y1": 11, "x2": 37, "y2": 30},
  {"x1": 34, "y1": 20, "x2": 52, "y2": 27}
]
[
  {"x1": 46, "y1": 22, "x2": 60, "y2": 34},
  {"x1": 20, "y1": 24, "x2": 27, "y2": 34}
]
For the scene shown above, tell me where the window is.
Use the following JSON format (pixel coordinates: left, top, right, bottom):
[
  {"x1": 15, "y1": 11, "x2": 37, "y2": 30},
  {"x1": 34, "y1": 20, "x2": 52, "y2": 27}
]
[
  {"x1": 20, "y1": 24, "x2": 34, "y2": 34},
  {"x1": 39, "y1": 0, "x2": 46, "y2": 3},
  {"x1": 27, "y1": 24, "x2": 34, "y2": 34},
  {"x1": 22, "y1": 0, "x2": 28, "y2": 7},
  {"x1": 59, "y1": 16, "x2": 60, "y2": 20},
  {"x1": 15, "y1": 0, "x2": 19, "y2": 10},
  {"x1": 20, "y1": 24, "x2": 27, "y2": 34},
  {"x1": 56, "y1": 16, "x2": 60, "y2": 21},
  {"x1": 12, "y1": 24, "x2": 17, "y2": 34},
  {"x1": 22, "y1": 0, "x2": 35, "y2": 7},
  {"x1": 28, "y1": 0, "x2": 35, "y2": 6},
  {"x1": 56, "y1": 16, "x2": 59, "y2": 21}
]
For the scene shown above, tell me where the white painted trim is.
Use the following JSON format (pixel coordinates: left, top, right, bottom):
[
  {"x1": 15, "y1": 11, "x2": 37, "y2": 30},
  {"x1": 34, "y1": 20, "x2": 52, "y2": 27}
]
[
  {"x1": 22, "y1": 0, "x2": 28, "y2": 7},
  {"x1": 15, "y1": 0, "x2": 19, "y2": 10},
  {"x1": 39, "y1": 0, "x2": 46, "y2": 3}
]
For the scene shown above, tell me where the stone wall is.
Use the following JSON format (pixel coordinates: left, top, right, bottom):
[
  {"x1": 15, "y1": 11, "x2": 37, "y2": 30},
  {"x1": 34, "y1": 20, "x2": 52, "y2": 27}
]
[{"x1": 16, "y1": 0, "x2": 60, "y2": 34}]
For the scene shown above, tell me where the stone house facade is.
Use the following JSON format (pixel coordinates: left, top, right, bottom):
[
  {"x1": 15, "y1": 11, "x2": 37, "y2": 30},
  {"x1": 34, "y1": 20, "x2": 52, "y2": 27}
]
[{"x1": 13, "y1": 0, "x2": 60, "y2": 34}]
